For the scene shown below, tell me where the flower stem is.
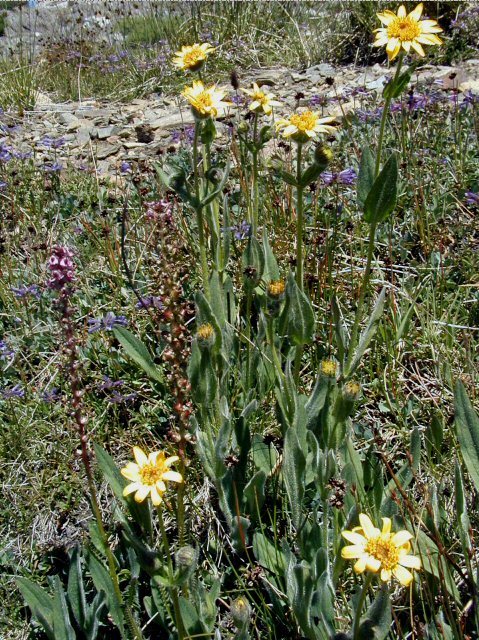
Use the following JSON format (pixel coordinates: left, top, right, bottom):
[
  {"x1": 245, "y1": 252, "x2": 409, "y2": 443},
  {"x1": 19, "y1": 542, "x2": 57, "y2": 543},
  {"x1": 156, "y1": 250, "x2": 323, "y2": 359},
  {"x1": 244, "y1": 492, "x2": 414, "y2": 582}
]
[
  {"x1": 375, "y1": 53, "x2": 404, "y2": 178},
  {"x1": 352, "y1": 573, "x2": 374, "y2": 640},
  {"x1": 157, "y1": 507, "x2": 186, "y2": 640},
  {"x1": 193, "y1": 120, "x2": 210, "y2": 299},
  {"x1": 252, "y1": 113, "x2": 259, "y2": 235},
  {"x1": 295, "y1": 142, "x2": 304, "y2": 290}
]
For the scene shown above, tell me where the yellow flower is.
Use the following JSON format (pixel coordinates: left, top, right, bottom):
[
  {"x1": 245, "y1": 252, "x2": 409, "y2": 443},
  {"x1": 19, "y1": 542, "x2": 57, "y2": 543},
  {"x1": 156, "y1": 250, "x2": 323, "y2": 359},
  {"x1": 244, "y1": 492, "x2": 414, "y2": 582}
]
[
  {"x1": 321, "y1": 359, "x2": 337, "y2": 378},
  {"x1": 341, "y1": 514, "x2": 421, "y2": 586},
  {"x1": 121, "y1": 446, "x2": 183, "y2": 506},
  {"x1": 173, "y1": 43, "x2": 215, "y2": 72},
  {"x1": 197, "y1": 323, "x2": 214, "y2": 340},
  {"x1": 267, "y1": 280, "x2": 286, "y2": 298},
  {"x1": 276, "y1": 110, "x2": 337, "y2": 143},
  {"x1": 373, "y1": 3, "x2": 443, "y2": 61},
  {"x1": 242, "y1": 82, "x2": 282, "y2": 115},
  {"x1": 182, "y1": 80, "x2": 230, "y2": 120}
]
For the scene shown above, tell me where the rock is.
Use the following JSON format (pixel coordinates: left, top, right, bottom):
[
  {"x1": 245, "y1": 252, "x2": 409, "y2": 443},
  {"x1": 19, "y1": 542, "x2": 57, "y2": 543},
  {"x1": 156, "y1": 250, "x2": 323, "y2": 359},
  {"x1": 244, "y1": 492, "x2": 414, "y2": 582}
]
[
  {"x1": 314, "y1": 63, "x2": 336, "y2": 77},
  {"x1": 255, "y1": 69, "x2": 286, "y2": 86},
  {"x1": 135, "y1": 124, "x2": 155, "y2": 143},
  {"x1": 96, "y1": 143, "x2": 121, "y2": 159},
  {"x1": 58, "y1": 112, "x2": 78, "y2": 126},
  {"x1": 365, "y1": 75, "x2": 389, "y2": 92},
  {"x1": 149, "y1": 111, "x2": 196, "y2": 130},
  {"x1": 97, "y1": 126, "x2": 119, "y2": 140},
  {"x1": 459, "y1": 79, "x2": 479, "y2": 93}
]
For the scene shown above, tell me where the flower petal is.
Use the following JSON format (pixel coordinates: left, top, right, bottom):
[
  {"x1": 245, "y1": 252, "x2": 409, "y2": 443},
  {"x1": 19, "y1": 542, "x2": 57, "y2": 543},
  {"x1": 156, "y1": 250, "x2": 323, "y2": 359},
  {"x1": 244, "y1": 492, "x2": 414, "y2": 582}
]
[
  {"x1": 399, "y1": 554, "x2": 421, "y2": 570},
  {"x1": 133, "y1": 446, "x2": 148, "y2": 466},
  {"x1": 397, "y1": 5, "x2": 407, "y2": 18},
  {"x1": 123, "y1": 482, "x2": 141, "y2": 496},
  {"x1": 341, "y1": 545, "x2": 365, "y2": 559},
  {"x1": 392, "y1": 530, "x2": 413, "y2": 547},
  {"x1": 393, "y1": 565, "x2": 414, "y2": 586},
  {"x1": 380, "y1": 568, "x2": 392, "y2": 582},
  {"x1": 156, "y1": 480, "x2": 166, "y2": 493},
  {"x1": 411, "y1": 41, "x2": 426, "y2": 57},
  {"x1": 417, "y1": 33, "x2": 442, "y2": 45},
  {"x1": 134, "y1": 485, "x2": 150, "y2": 503},
  {"x1": 359, "y1": 514, "x2": 380, "y2": 539},
  {"x1": 408, "y1": 3, "x2": 423, "y2": 21},
  {"x1": 366, "y1": 556, "x2": 381, "y2": 572},
  {"x1": 150, "y1": 486, "x2": 163, "y2": 506},
  {"x1": 120, "y1": 463, "x2": 140, "y2": 481},
  {"x1": 342, "y1": 531, "x2": 367, "y2": 546},
  {"x1": 165, "y1": 455, "x2": 180, "y2": 467},
  {"x1": 381, "y1": 518, "x2": 392, "y2": 535},
  {"x1": 377, "y1": 10, "x2": 397, "y2": 25},
  {"x1": 354, "y1": 557, "x2": 367, "y2": 573},
  {"x1": 162, "y1": 470, "x2": 183, "y2": 484}
]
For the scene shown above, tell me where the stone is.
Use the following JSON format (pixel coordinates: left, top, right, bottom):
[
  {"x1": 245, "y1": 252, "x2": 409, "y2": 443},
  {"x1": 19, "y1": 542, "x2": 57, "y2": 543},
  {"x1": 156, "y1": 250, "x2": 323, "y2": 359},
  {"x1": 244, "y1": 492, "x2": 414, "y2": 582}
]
[
  {"x1": 96, "y1": 144, "x2": 121, "y2": 159},
  {"x1": 58, "y1": 112, "x2": 78, "y2": 126},
  {"x1": 135, "y1": 124, "x2": 155, "y2": 143},
  {"x1": 255, "y1": 69, "x2": 286, "y2": 86}
]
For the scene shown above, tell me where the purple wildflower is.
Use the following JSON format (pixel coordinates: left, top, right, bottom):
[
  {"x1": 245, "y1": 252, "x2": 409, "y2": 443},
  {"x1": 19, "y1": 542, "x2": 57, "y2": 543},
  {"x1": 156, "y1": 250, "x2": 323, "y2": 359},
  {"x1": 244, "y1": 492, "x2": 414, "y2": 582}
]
[
  {"x1": 88, "y1": 312, "x2": 128, "y2": 333},
  {"x1": 135, "y1": 295, "x2": 163, "y2": 310},
  {"x1": 465, "y1": 191, "x2": 479, "y2": 206},
  {"x1": 43, "y1": 162, "x2": 63, "y2": 173},
  {"x1": 0, "y1": 340, "x2": 14, "y2": 362},
  {"x1": 224, "y1": 220, "x2": 251, "y2": 240},
  {"x1": 11, "y1": 284, "x2": 41, "y2": 299},
  {"x1": 120, "y1": 161, "x2": 132, "y2": 174},
  {"x1": 40, "y1": 136, "x2": 66, "y2": 149},
  {"x1": 98, "y1": 375, "x2": 124, "y2": 391},
  {"x1": 145, "y1": 199, "x2": 173, "y2": 221},
  {"x1": 321, "y1": 168, "x2": 357, "y2": 186},
  {"x1": 47, "y1": 246, "x2": 75, "y2": 291},
  {"x1": 1, "y1": 384, "x2": 24, "y2": 399},
  {"x1": 107, "y1": 390, "x2": 137, "y2": 404},
  {"x1": 41, "y1": 388, "x2": 62, "y2": 403}
]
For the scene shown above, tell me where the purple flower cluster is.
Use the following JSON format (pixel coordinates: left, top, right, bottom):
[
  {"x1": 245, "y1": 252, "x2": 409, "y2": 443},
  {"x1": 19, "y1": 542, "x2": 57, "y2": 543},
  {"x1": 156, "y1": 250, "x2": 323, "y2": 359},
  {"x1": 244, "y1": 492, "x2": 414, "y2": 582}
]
[
  {"x1": 224, "y1": 220, "x2": 251, "y2": 240},
  {"x1": 321, "y1": 168, "x2": 357, "y2": 186},
  {"x1": 11, "y1": 284, "x2": 41, "y2": 299},
  {"x1": 0, "y1": 340, "x2": 14, "y2": 362},
  {"x1": 43, "y1": 162, "x2": 63, "y2": 173},
  {"x1": 171, "y1": 125, "x2": 195, "y2": 145},
  {"x1": 120, "y1": 161, "x2": 132, "y2": 174},
  {"x1": 97, "y1": 375, "x2": 137, "y2": 404},
  {"x1": 145, "y1": 199, "x2": 173, "y2": 221},
  {"x1": 47, "y1": 246, "x2": 75, "y2": 291},
  {"x1": 465, "y1": 191, "x2": 479, "y2": 206},
  {"x1": 1, "y1": 384, "x2": 24, "y2": 399},
  {"x1": 41, "y1": 388, "x2": 62, "y2": 403},
  {"x1": 88, "y1": 312, "x2": 128, "y2": 333},
  {"x1": 356, "y1": 107, "x2": 382, "y2": 123},
  {"x1": 0, "y1": 142, "x2": 12, "y2": 163},
  {"x1": 39, "y1": 136, "x2": 66, "y2": 149},
  {"x1": 135, "y1": 295, "x2": 163, "y2": 310}
]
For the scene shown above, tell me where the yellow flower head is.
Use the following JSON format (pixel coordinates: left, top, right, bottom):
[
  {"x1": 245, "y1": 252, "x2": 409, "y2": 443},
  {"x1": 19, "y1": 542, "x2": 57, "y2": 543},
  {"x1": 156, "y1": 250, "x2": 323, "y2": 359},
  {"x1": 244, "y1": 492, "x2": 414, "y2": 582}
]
[
  {"x1": 373, "y1": 3, "x2": 443, "y2": 61},
  {"x1": 173, "y1": 43, "x2": 215, "y2": 72},
  {"x1": 267, "y1": 280, "x2": 286, "y2": 298},
  {"x1": 121, "y1": 446, "x2": 182, "y2": 506},
  {"x1": 276, "y1": 110, "x2": 337, "y2": 143},
  {"x1": 242, "y1": 82, "x2": 282, "y2": 115},
  {"x1": 321, "y1": 359, "x2": 337, "y2": 378},
  {"x1": 182, "y1": 80, "x2": 230, "y2": 120},
  {"x1": 341, "y1": 514, "x2": 421, "y2": 586}
]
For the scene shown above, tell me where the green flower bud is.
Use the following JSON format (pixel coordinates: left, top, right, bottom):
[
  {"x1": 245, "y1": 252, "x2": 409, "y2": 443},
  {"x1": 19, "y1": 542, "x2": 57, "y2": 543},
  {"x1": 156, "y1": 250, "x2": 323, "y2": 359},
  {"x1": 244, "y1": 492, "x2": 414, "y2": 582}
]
[{"x1": 231, "y1": 596, "x2": 251, "y2": 628}]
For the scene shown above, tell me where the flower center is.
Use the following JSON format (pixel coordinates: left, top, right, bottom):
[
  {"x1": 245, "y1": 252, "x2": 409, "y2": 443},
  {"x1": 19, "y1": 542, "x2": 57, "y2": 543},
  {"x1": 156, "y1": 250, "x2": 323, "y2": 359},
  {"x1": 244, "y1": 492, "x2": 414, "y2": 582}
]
[
  {"x1": 290, "y1": 111, "x2": 317, "y2": 132},
  {"x1": 195, "y1": 91, "x2": 213, "y2": 110},
  {"x1": 197, "y1": 322, "x2": 214, "y2": 339},
  {"x1": 139, "y1": 462, "x2": 165, "y2": 486},
  {"x1": 253, "y1": 90, "x2": 267, "y2": 104},
  {"x1": 387, "y1": 17, "x2": 421, "y2": 41},
  {"x1": 268, "y1": 280, "x2": 286, "y2": 297},
  {"x1": 183, "y1": 46, "x2": 204, "y2": 67},
  {"x1": 366, "y1": 535, "x2": 400, "y2": 570}
]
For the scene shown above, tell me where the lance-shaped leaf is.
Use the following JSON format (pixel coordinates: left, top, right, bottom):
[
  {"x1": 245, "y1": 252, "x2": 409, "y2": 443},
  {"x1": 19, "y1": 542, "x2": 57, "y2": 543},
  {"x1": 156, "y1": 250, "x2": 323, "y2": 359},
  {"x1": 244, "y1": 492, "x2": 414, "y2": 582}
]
[
  {"x1": 283, "y1": 427, "x2": 306, "y2": 529},
  {"x1": 383, "y1": 68, "x2": 413, "y2": 99},
  {"x1": 364, "y1": 154, "x2": 398, "y2": 225},
  {"x1": 454, "y1": 380, "x2": 479, "y2": 492},
  {"x1": 16, "y1": 578, "x2": 54, "y2": 640},
  {"x1": 345, "y1": 287, "x2": 387, "y2": 377},
  {"x1": 280, "y1": 272, "x2": 315, "y2": 345},
  {"x1": 113, "y1": 327, "x2": 164, "y2": 384},
  {"x1": 357, "y1": 583, "x2": 391, "y2": 640},
  {"x1": 262, "y1": 228, "x2": 280, "y2": 282},
  {"x1": 86, "y1": 551, "x2": 125, "y2": 633},
  {"x1": 52, "y1": 576, "x2": 76, "y2": 640},
  {"x1": 357, "y1": 146, "x2": 375, "y2": 208}
]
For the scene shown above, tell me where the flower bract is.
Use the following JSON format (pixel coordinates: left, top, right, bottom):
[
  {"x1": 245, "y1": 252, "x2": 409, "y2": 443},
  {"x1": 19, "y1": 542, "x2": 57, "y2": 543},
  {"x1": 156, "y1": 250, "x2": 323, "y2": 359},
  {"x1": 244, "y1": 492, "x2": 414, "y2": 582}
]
[
  {"x1": 373, "y1": 3, "x2": 443, "y2": 61},
  {"x1": 341, "y1": 513, "x2": 421, "y2": 586},
  {"x1": 242, "y1": 83, "x2": 282, "y2": 115},
  {"x1": 173, "y1": 43, "x2": 215, "y2": 71},
  {"x1": 121, "y1": 446, "x2": 182, "y2": 506},
  {"x1": 182, "y1": 80, "x2": 230, "y2": 120},
  {"x1": 276, "y1": 110, "x2": 337, "y2": 143}
]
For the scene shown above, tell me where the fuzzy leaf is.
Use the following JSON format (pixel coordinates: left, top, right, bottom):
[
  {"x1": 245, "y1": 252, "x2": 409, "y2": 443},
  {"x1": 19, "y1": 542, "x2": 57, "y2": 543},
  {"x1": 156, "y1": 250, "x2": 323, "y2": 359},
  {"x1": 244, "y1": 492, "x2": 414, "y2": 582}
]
[
  {"x1": 364, "y1": 154, "x2": 398, "y2": 225},
  {"x1": 52, "y1": 576, "x2": 76, "y2": 640},
  {"x1": 283, "y1": 427, "x2": 306, "y2": 529},
  {"x1": 86, "y1": 551, "x2": 125, "y2": 633},
  {"x1": 346, "y1": 287, "x2": 387, "y2": 377},
  {"x1": 357, "y1": 146, "x2": 375, "y2": 208},
  {"x1": 280, "y1": 272, "x2": 315, "y2": 346},
  {"x1": 454, "y1": 380, "x2": 479, "y2": 492},
  {"x1": 357, "y1": 583, "x2": 391, "y2": 640},
  {"x1": 113, "y1": 327, "x2": 164, "y2": 384},
  {"x1": 16, "y1": 578, "x2": 54, "y2": 640}
]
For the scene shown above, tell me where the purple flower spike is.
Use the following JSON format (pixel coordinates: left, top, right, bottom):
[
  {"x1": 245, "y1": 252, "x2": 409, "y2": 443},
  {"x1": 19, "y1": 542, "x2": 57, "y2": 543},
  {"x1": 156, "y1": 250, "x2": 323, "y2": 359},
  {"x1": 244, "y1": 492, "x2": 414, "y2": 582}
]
[
  {"x1": 47, "y1": 246, "x2": 75, "y2": 291},
  {"x1": 465, "y1": 191, "x2": 479, "y2": 206},
  {"x1": 88, "y1": 312, "x2": 128, "y2": 333},
  {"x1": 1, "y1": 384, "x2": 24, "y2": 399}
]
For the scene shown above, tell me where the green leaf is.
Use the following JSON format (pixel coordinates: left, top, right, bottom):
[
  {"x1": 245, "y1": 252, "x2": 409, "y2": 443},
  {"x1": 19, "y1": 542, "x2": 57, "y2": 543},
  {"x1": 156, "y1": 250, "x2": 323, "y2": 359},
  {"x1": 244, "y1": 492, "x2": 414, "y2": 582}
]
[
  {"x1": 201, "y1": 160, "x2": 230, "y2": 208},
  {"x1": 16, "y1": 578, "x2": 54, "y2": 640},
  {"x1": 87, "y1": 551, "x2": 125, "y2": 633},
  {"x1": 364, "y1": 154, "x2": 398, "y2": 225},
  {"x1": 68, "y1": 546, "x2": 87, "y2": 629},
  {"x1": 113, "y1": 327, "x2": 164, "y2": 384},
  {"x1": 357, "y1": 583, "x2": 391, "y2": 640},
  {"x1": 178, "y1": 597, "x2": 204, "y2": 636},
  {"x1": 278, "y1": 169, "x2": 298, "y2": 187},
  {"x1": 299, "y1": 161, "x2": 324, "y2": 187},
  {"x1": 357, "y1": 146, "x2": 375, "y2": 208},
  {"x1": 346, "y1": 288, "x2": 387, "y2": 377},
  {"x1": 280, "y1": 272, "x2": 315, "y2": 346},
  {"x1": 383, "y1": 68, "x2": 413, "y2": 99},
  {"x1": 414, "y1": 529, "x2": 460, "y2": 602},
  {"x1": 283, "y1": 427, "x2": 306, "y2": 529},
  {"x1": 253, "y1": 532, "x2": 287, "y2": 577},
  {"x1": 52, "y1": 576, "x2": 75, "y2": 640},
  {"x1": 454, "y1": 380, "x2": 479, "y2": 491},
  {"x1": 455, "y1": 459, "x2": 471, "y2": 552},
  {"x1": 262, "y1": 228, "x2": 280, "y2": 282}
]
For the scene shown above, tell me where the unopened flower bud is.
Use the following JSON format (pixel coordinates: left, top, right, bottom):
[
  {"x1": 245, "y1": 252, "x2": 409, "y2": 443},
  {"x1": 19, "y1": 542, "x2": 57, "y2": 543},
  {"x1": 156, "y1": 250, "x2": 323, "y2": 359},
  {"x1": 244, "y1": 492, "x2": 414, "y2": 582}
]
[
  {"x1": 314, "y1": 144, "x2": 333, "y2": 171},
  {"x1": 321, "y1": 358, "x2": 337, "y2": 378},
  {"x1": 196, "y1": 322, "x2": 215, "y2": 349},
  {"x1": 267, "y1": 280, "x2": 286, "y2": 299},
  {"x1": 230, "y1": 596, "x2": 251, "y2": 628}
]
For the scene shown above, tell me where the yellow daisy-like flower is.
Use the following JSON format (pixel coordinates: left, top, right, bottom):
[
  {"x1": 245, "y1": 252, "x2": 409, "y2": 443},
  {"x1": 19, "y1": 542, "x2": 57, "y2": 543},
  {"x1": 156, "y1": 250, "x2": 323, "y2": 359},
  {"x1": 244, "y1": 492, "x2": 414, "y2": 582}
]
[
  {"x1": 121, "y1": 446, "x2": 183, "y2": 506},
  {"x1": 173, "y1": 43, "x2": 215, "y2": 72},
  {"x1": 341, "y1": 514, "x2": 421, "y2": 586},
  {"x1": 373, "y1": 3, "x2": 443, "y2": 61},
  {"x1": 182, "y1": 80, "x2": 230, "y2": 120},
  {"x1": 242, "y1": 82, "x2": 282, "y2": 115},
  {"x1": 275, "y1": 110, "x2": 337, "y2": 144}
]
